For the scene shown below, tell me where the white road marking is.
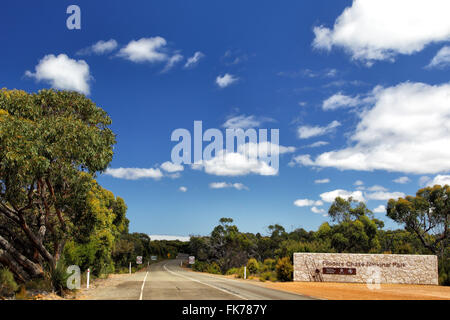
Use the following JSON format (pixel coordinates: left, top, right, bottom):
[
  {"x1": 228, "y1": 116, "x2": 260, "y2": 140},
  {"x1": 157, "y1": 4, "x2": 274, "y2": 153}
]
[
  {"x1": 139, "y1": 270, "x2": 149, "y2": 300},
  {"x1": 163, "y1": 263, "x2": 248, "y2": 300}
]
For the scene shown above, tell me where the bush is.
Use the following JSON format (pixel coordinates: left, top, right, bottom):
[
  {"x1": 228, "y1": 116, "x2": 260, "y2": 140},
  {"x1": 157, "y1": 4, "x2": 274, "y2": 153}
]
[
  {"x1": 226, "y1": 267, "x2": 240, "y2": 275},
  {"x1": 246, "y1": 258, "x2": 260, "y2": 275},
  {"x1": 206, "y1": 262, "x2": 221, "y2": 275},
  {"x1": 259, "y1": 271, "x2": 277, "y2": 282},
  {"x1": 234, "y1": 266, "x2": 246, "y2": 279},
  {"x1": 262, "y1": 258, "x2": 276, "y2": 272},
  {"x1": 276, "y1": 257, "x2": 293, "y2": 282},
  {"x1": 48, "y1": 262, "x2": 70, "y2": 295},
  {"x1": 0, "y1": 268, "x2": 18, "y2": 297},
  {"x1": 192, "y1": 261, "x2": 208, "y2": 272}
]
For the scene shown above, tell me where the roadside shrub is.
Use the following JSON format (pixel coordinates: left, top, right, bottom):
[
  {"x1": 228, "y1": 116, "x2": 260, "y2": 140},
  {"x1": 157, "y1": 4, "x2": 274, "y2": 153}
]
[
  {"x1": 259, "y1": 271, "x2": 277, "y2": 282},
  {"x1": 207, "y1": 262, "x2": 221, "y2": 275},
  {"x1": 48, "y1": 262, "x2": 70, "y2": 295},
  {"x1": 246, "y1": 258, "x2": 260, "y2": 275},
  {"x1": 226, "y1": 267, "x2": 240, "y2": 275},
  {"x1": 262, "y1": 258, "x2": 276, "y2": 272},
  {"x1": 192, "y1": 261, "x2": 207, "y2": 272},
  {"x1": 0, "y1": 268, "x2": 18, "y2": 297},
  {"x1": 234, "y1": 266, "x2": 246, "y2": 279},
  {"x1": 276, "y1": 257, "x2": 293, "y2": 282}
]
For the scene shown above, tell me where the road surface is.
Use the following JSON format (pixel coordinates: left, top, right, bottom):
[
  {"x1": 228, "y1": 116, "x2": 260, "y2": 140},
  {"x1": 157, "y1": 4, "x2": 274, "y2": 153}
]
[{"x1": 84, "y1": 259, "x2": 315, "y2": 300}]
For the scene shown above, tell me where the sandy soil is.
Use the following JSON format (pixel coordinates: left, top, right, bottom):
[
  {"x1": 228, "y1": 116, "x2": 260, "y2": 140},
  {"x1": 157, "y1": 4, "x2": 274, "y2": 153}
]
[{"x1": 252, "y1": 281, "x2": 450, "y2": 300}]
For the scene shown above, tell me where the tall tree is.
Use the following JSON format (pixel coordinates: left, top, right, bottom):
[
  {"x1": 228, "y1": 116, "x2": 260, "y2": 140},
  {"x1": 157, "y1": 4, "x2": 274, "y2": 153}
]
[
  {"x1": 387, "y1": 185, "x2": 449, "y2": 255},
  {"x1": 0, "y1": 89, "x2": 115, "y2": 280}
]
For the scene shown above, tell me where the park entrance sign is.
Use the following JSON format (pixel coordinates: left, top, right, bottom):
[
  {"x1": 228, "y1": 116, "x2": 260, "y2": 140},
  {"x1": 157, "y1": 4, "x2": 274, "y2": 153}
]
[{"x1": 294, "y1": 253, "x2": 438, "y2": 285}]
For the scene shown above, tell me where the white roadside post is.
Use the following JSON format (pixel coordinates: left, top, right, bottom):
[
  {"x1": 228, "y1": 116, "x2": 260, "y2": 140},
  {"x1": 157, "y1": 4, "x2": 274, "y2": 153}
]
[
  {"x1": 244, "y1": 266, "x2": 247, "y2": 280},
  {"x1": 86, "y1": 268, "x2": 90, "y2": 289},
  {"x1": 129, "y1": 262, "x2": 131, "y2": 274}
]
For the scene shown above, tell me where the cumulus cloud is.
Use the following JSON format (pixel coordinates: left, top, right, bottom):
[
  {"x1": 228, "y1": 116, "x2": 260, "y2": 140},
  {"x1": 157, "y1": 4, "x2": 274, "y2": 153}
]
[
  {"x1": 293, "y1": 199, "x2": 323, "y2": 207},
  {"x1": 297, "y1": 120, "x2": 341, "y2": 139},
  {"x1": 426, "y1": 175, "x2": 450, "y2": 187},
  {"x1": 216, "y1": 73, "x2": 238, "y2": 88},
  {"x1": 365, "y1": 191, "x2": 405, "y2": 201},
  {"x1": 197, "y1": 150, "x2": 277, "y2": 176},
  {"x1": 320, "y1": 189, "x2": 365, "y2": 203},
  {"x1": 354, "y1": 180, "x2": 364, "y2": 186},
  {"x1": 295, "y1": 82, "x2": 450, "y2": 174},
  {"x1": 426, "y1": 46, "x2": 450, "y2": 69},
  {"x1": 209, "y1": 182, "x2": 248, "y2": 190},
  {"x1": 393, "y1": 176, "x2": 411, "y2": 184},
  {"x1": 373, "y1": 205, "x2": 386, "y2": 213},
  {"x1": 104, "y1": 167, "x2": 163, "y2": 180},
  {"x1": 313, "y1": 0, "x2": 450, "y2": 64},
  {"x1": 118, "y1": 37, "x2": 168, "y2": 63},
  {"x1": 160, "y1": 161, "x2": 184, "y2": 173},
  {"x1": 184, "y1": 51, "x2": 204, "y2": 68},
  {"x1": 77, "y1": 39, "x2": 118, "y2": 55},
  {"x1": 322, "y1": 93, "x2": 364, "y2": 111},
  {"x1": 314, "y1": 178, "x2": 330, "y2": 184},
  {"x1": 25, "y1": 54, "x2": 91, "y2": 94},
  {"x1": 179, "y1": 186, "x2": 188, "y2": 192},
  {"x1": 311, "y1": 206, "x2": 326, "y2": 215}
]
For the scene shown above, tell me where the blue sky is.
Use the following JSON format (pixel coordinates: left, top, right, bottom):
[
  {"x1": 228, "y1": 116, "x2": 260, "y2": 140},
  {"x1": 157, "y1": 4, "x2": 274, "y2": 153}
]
[{"x1": 2, "y1": 0, "x2": 450, "y2": 237}]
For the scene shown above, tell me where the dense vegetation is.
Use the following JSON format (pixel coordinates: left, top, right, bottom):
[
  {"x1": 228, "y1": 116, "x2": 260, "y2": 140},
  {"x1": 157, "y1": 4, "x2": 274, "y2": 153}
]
[
  {"x1": 189, "y1": 190, "x2": 449, "y2": 285},
  {"x1": 0, "y1": 89, "x2": 448, "y2": 297}
]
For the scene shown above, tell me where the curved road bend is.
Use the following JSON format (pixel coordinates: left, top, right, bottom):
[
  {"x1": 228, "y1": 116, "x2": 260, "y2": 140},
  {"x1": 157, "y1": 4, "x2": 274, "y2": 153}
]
[{"x1": 87, "y1": 259, "x2": 315, "y2": 300}]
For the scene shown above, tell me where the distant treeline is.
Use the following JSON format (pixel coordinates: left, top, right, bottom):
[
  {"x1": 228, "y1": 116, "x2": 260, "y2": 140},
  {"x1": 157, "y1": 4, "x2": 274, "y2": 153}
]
[{"x1": 187, "y1": 190, "x2": 449, "y2": 285}]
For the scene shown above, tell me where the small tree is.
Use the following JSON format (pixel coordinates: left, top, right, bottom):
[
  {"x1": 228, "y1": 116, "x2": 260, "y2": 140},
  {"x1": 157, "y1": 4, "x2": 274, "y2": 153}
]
[
  {"x1": 276, "y1": 257, "x2": 293, "y2": 282},
  {"x1": 387, "y1": 185, "x2": 449, "y2": 255}
]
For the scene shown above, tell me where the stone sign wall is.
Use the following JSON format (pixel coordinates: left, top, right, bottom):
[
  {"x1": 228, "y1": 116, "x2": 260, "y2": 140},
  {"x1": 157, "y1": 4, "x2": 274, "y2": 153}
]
[{"x1": 293, "y1": 253, "x2": 438, "y2": 285}]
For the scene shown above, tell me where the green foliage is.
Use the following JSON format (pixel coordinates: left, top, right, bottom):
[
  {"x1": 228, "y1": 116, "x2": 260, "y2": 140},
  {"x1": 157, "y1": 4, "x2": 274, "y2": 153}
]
[
  {"x1": 246, "y1": 258, "x2": 260, "y2": 274},
  {"x1": 328, "y1": 197, "x2": 373, "y2": 223},
  {"x1": 387, "y1": 185, "x2": 450, "y2": 255},
  {"x1": 259, "y1": 271, "x2": 277, "y2": 282},
  {"x1": 0, "y1": 268, "x2": 18, "y2": 297},
  {"x1": 276, "y1": 257, "x2": 293, "y2": 282},
  {"x1": 262, "y1": 258, "x2": 276, "y2": 272},
  {"x1": 207, "y1": 262, "x2": 221, "y2": 274},
  {"x1": 48, "y1": 262, "x2": 69, "y2": 295}
]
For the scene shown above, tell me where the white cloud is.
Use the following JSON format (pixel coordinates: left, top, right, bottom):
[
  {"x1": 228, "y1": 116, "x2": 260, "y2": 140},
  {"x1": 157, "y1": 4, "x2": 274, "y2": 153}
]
[
  {"x1": 354, "y1": 180, "x2": 364, "y2": 186},
  {"x1": 297, "y1": 120, "x2": 341, "y2": 139},
  {"x1": 306, "y1": 141, "x2": 329, "y2": 148},
  {"x1": 238, "y1": 142, "x2": 295, "y2": 158},
  {"x1": 184, "y1": 51, "x2": 204, "y2": 68},
  {"x1": 104, "y1": 167, "x2": 163, "y2": 180},
  {"x1": 216, "y1": 73, "x2": 238, "y2": 88},
  {"x1": 162, "y1": 54, "x2": 183, "y2": 73},
  {"x1": 179, "y1": 186, "x2": 187, "y2": 192},
  {"x1": 314, "y1": 178, "x2": 330, "y2": 184},
  {"x1": 426, "y1": 175, "x2": 450, "y2": 187},
  {"x1": 365, "y1": 191, "x2": 405, "y2": 201},
  {"x1": 25, "y1": 54, "x2": 91, "y2": 94},
  {"x1": 311, "y1": 206, "x2": 326, "y2": 215},
  {"x1": 322, "y1": 93, "x2": 362, "y2": 110},
  {"x1": 293, "y1": 199, "x2": 323, "y2": 207},
  {"x1": 313, "y1": 0, "x2": 450, "y2": 64},
  {"x1": 320, "y1": 189, "x2": 365, "y2": 203},
  {"x1": 419, "y1": 176, "x2": 431, "y2": 186},
  {"x1": 366, "y1": 185, "x2": 388, "y2": 192},
  {"x1": 118, "y1": 37, "x2": 168, "y2": 63},
  {"x1": 77, "y1": 39, "x2": 118, "y2": 55},
  {"x1": 427, "y1": 46, "x2": 450, "y2": 69},
  {"x1": 198, "y1": 150, "x2": 277, "y2": 176},
  {"x1": 223, "y1": 114, "x2": 274, "y2": 129},
  {"x1": 149, "y1": 234, "x2": 190, "y2": 242},
  {"x1": 209, "y1": 182, "x2": 248, "y2": 190},
  {"x1": 373, "y1": 205, "x2": 386, "y2": 213},
  {"x1": 160, "y1": 161, "x2": 184, "y2": 173},
  {"x1": 296, "y1": 82, "x2": 450, "y2": 174},
  {"x1": 393, "y1": 176, "x2": 410, "y2": 184}
]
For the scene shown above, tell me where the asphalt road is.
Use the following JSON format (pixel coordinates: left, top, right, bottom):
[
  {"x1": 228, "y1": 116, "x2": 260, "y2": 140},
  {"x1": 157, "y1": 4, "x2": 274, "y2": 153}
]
[{"x1": 86, "y1": 259, "x2": 314, "y2": 300}]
